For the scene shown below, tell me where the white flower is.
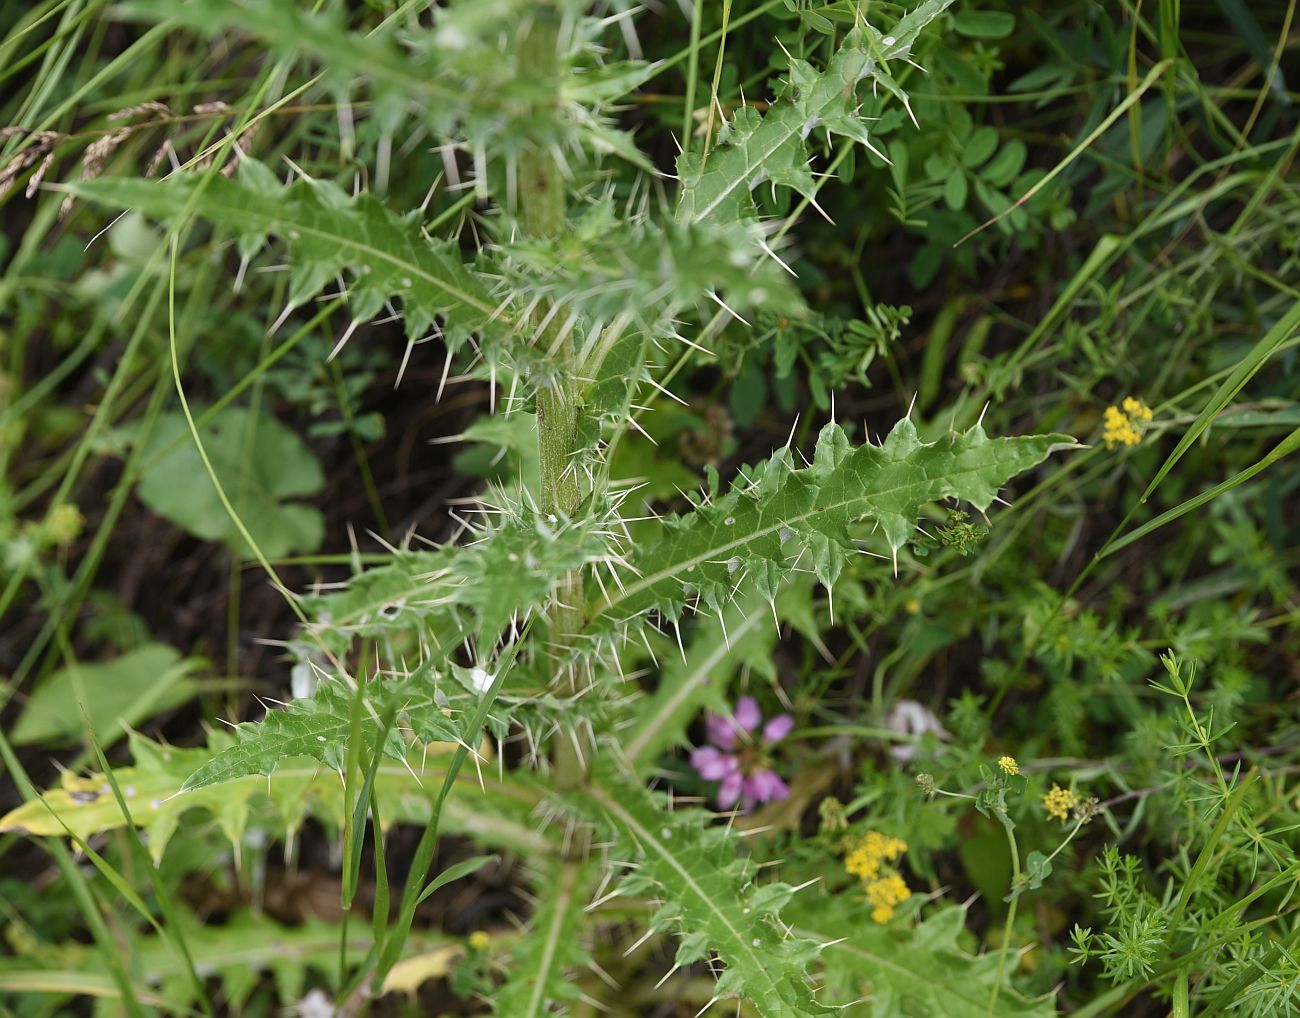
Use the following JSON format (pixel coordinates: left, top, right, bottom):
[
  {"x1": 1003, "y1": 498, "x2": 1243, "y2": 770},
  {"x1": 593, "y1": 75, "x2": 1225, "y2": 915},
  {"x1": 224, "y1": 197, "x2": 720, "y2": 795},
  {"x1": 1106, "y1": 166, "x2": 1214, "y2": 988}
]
[
  {"x1": 290, "y1": 662, "x2": 318, "y2": 701},
  {"x1": 293, "y1": 989, "x2": 337, "y2": 1018},
  {"x1": 885, "y1": 700, "x2": 951, "y2": 762},
  {"x1": 469, "y1": 667, "x2": 494, "y2": 694}
]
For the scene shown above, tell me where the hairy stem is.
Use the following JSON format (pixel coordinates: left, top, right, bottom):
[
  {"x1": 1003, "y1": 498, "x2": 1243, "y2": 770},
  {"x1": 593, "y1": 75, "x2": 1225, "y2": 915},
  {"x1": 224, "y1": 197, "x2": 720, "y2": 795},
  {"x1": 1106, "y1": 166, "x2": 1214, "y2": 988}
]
[{"x1": 518, "y1": 5, "x2": 588, "y2": 791}]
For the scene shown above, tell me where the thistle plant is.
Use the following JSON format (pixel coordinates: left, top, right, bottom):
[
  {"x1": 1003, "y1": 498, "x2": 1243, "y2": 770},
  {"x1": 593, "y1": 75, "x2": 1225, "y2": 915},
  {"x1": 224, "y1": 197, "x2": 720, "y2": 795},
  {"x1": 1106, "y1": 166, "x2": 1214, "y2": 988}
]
[{"x1": 16, "y1": 1, "x2": 1229, "y2": 1015}]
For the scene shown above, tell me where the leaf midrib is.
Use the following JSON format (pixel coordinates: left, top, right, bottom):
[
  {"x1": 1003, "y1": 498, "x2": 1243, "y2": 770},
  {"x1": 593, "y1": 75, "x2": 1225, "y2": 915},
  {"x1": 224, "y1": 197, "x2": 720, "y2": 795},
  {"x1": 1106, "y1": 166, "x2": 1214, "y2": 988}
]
[
  {"x1": 524, "y1": 862, "x2": 583, "y2": 1018},
  {"x1": 685, "y1": 51, "x2": 865, "y2": 223},
  {"x1": 790, "y1": 925, "x2": 994, "y2": 1018},
  {"x1": 77, "y1": 180, "x2": 509, "y2": 328},
  {"x1": 592, "y1": 447, "x2": 1009, "y2": 620},
  {"x1": 589, "y1": 783, "x2": 786, "y2": 1010},
  {"x1": 207, "y1": 191, "x2": 504, "y2": 322}
]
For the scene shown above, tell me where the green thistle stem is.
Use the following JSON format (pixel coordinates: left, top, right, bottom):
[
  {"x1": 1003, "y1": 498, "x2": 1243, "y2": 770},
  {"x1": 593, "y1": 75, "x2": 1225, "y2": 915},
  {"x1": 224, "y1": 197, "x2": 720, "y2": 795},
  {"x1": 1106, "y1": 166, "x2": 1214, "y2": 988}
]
[{"x1": 517, "y1": 5, "x2": 588, "y2": 791}]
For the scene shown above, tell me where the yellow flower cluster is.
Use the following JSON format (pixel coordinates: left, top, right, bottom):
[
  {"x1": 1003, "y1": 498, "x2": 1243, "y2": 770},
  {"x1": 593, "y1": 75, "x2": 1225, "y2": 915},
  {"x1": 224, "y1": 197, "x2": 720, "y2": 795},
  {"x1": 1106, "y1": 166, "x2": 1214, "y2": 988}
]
[
  {"x1": 844, "y1": 831, "x2": 910, "y2": 923},
  {"x1": 866, "y1": 874, "x2": 911, "y2": 925},
  {"x1": 1102, "y1": 397, "x2": 1153, "y2": 448},
  {"x1": 1043, "y1": 784, "x2": 1078, "y2": 822},
  {"x1": 845, "y1": 830, "x2": 907, "y2": 880},
  {"x1": 998, "y1": 755, "x2": 1020, "y2": 775},
  {"x1": 468, "y1": 930, "x2": 490, "y2": 951}
]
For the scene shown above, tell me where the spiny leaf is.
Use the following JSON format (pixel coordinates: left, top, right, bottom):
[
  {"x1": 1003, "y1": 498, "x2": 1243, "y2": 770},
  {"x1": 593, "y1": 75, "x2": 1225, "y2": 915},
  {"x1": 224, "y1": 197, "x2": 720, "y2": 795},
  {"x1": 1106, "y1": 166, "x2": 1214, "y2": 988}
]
[
  {"x1": 622, "y1": 589, "x2": 776, "y2": 769},
  {"x1": 123, "y1": 0, "x2": 655, "y2": 168},
  {"x1": 577, "y1": 770, "x2": 833, "y2": 1017},
  {"x1": 503, "y1": 199, "x2": 801, "y2": 346},
  {"x1": 787, "y1": 898, "x2": 1057, "y2": 1016},
  {"x1": 493, "y1": 859, "x2": 593, "y2": 1017},
  {"x1": 0, "y1": 733, "x2": 550, "y2": 862},
  {"x1": 300, "y1": 498, "x2": 614, "y2": 655},
  {"x1": 590, "y1": 418, "x2": 1076, "y2": 631},
  {"x1": 71, "y1": 162, "x2": 509, "y2": 349},
  {"x1": 678, "y1": 4, "x2": 955, "y2": 224},
  {"x1": 181, "y1": 678, "x2": 411, "y2": 791}
]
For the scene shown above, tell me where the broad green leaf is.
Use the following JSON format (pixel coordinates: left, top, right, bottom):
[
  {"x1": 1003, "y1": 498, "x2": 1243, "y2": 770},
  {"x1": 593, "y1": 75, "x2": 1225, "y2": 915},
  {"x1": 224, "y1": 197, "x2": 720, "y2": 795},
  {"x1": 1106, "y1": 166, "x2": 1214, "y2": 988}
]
[
  {"x1": 962, "y1": 127, "x2": 1000, "y2": 169},
  {"x1": 953, "y1": 11, "x2": 1016, "y2": 39},
  {"x1": 945, "y1": 166, "x2": 968, "y2": 210},
  {"x1": 460, "y1": 412, "x2": 541, "y2": 492},
  {"x1": 11, "y1": 644, "x2": 199, "y2": 748},
  {"x1": 578, "y1": 771, "x2": 833, "y2": 1018},
  {"x1": 590, "y1": 418, "x2": 1075, "y2": 631},
  {"x1": 130, "y1": 406, "x2": 324, "y2": 559}
]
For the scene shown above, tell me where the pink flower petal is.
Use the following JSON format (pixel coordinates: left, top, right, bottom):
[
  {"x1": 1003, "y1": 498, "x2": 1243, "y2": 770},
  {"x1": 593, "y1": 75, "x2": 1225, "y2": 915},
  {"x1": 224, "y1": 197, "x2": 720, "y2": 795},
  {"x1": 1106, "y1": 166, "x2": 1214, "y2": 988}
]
[
  {"x1": 742, "y1": 769, "x2": 789, "y2": 804},
  {"x1": 717, "y1": 770, "x2": 744, "y2": 810},
  {"x1": 733, "y1": 696, "x2": 762, "y2": 733},
  {"x1": 691, "y1": 746, "x2": 738, "y2": 781},
  {"x1": 762, "y1": 713, "x2": 794, "y2": 744},
  {"x1": 705, "y1": 711, "x2": 737, "y2": 750}
]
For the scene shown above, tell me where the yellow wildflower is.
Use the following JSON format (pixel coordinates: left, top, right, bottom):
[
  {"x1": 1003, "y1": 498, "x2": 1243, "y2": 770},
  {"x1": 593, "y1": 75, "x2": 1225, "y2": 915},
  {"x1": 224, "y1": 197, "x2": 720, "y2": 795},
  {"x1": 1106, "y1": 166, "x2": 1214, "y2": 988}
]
[
  {"x1": 845, "y1": 843, "x2": 880, "y2": 880},
  {"x1": 468, "y1": 931, "x2": 490, "y2": 951},
  {"x1": 1102, "y1": 397, "x2": 1153, "y2": 449},
  {"x1": 1122, "y1": 396, "x2": 1153, "y2": 421},
  {"x1": 1043, "y1": 784, "x2": 1077, "y2": 822},
  {"x1": 843, "y1": 831, "x2": 910, "y2": 922},
  {"x1": 845, "y1": 830, "x2": 908, "y2": 878},
  {"x1": 998, "y1": 755, "x2": 1019, "y2": 776},
  {"x1": 866, "y1": 873, "x2": 911, "y2": 923}
]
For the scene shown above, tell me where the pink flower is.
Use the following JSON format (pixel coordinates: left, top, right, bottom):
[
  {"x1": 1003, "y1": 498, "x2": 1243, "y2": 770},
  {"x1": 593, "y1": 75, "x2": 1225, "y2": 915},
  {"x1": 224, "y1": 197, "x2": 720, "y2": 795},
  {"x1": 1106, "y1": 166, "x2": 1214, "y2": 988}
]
[{"x1": 690, "y1": 696, "x2": 793, "y2": 811}]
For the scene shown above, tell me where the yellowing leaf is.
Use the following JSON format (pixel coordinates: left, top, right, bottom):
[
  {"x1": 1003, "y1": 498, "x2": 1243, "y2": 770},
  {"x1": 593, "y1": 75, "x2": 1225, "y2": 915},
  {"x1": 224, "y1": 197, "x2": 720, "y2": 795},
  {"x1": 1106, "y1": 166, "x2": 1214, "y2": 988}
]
[{"x1": 380, "y1": 944, "x2": 465, "y2": 995}]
